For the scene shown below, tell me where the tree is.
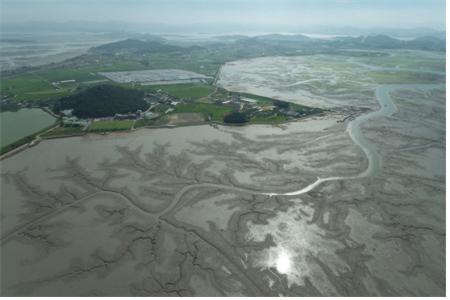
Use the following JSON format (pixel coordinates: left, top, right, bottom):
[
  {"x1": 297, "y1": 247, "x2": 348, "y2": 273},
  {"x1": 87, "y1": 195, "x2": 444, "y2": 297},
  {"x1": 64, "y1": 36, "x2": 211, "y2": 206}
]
[
  {"x1": 54, "y1": 85, "x2": 148, "y2": 118},
  {"x1": 223, "y1": 112, "x2": 248, "y2": 124},
  {"x1": 273, "y1": 99, "x2": 289, "y2": 109}
]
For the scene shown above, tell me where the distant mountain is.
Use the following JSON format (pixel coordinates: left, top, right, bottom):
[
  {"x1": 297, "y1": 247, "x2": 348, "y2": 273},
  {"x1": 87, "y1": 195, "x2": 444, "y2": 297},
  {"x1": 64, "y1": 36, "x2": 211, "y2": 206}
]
[
  {"x1": 360, "y1": 34, "x2": 405, "y2": 48},
  {"x1": 55, "y1": 85, "x2": 148, "y2": 118},
  {"x1": 294, "y1": 26, "x2": 446, "y2": 39},
  {"x1": 329, "y1": 34, "x2": 445, "y2": 51},
  {"x1": 91, "y1": 39, "x2": 183, "y2": 54},
  {"x1": 369, "y1": 27, "x2": 446, "y2": 39},
  {"x1": 214, "y1": 35, "x2": 249, "y2": 42},
  {"x1": 253, "y1": 34, "x2": 311, "y2": 42},
  {"x1": 83, "y1": 33, "x2": 447, "y2": 60},
  {"x1": 3, "y1": 22, "x2": 445, "y2": 40},
  {"x1": 0, "y1": 38, "x2": 36, "y2": 43},
  {"x1": 230, "y1": 33, "x2": 445, "y2": 52},
  {"x1": 230, "y1": 34, "x2": 311, "y2": 52},
  {"x1": 407, "y1": 36, "x2": 446, "y2": 51}
]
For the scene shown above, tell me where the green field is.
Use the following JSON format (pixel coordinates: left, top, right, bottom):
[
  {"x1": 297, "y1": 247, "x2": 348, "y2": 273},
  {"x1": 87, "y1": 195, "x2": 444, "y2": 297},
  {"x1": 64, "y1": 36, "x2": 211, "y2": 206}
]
[
  {"x1": 2, "y1": 68, "x2": 216, "y2": 103},
  {"x1": 140, "y1": 83, "x2": 215, "y2": 99},
  {"x1": 134, "y1": 118, "x2": 159, "y2": 128},
  {"x1": 152, "y1": 104, "x2": 172, "y2": 114},
  {"x1": 89, "y1": 120, "x2": 134, "y2": 131},
  {"x1": 41, "y1": 126, "x2": 86, "y2": 138},
  {"x1": 291, "y1": 103, "x2": 324, "y2": 114},
  {"x1": 34, "y1": 68, "x2": 102, "y2": 82},
  {"x1": 1, "y1": 68, "x2": 109, "y2": 102},
  {"x1": 249, "y1": 114, "x2": 288, "y2": 124},
  {"x1": 173, "y1": 103, "x2": 232, "y2": 121},
  {"x1": 1, "y1": 74, "x2": 71, "y2": 101}
]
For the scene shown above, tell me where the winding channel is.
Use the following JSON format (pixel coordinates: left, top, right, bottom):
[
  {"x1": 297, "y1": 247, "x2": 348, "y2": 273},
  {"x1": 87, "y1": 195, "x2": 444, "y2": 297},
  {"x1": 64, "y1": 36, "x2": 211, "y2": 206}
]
[
  {"x1": 0, "y1": 83, "x2": 442, "y2": 243},
  {"x1": 265, "y1": 83, "x2": 443, "y2": 197}
]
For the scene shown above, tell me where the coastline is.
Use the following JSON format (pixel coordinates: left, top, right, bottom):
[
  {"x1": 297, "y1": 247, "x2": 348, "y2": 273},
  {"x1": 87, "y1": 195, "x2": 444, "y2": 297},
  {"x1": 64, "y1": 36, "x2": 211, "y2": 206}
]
[{"x1": 0, "y1": 113, "x2": 326, "y2": 161}]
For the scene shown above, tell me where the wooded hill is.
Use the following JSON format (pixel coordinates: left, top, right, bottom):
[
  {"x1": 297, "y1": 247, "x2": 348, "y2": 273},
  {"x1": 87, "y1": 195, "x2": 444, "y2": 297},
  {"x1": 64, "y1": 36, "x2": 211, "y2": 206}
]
[{"x1": 54, "y1": 85, "x2": 148, "y2": 118}]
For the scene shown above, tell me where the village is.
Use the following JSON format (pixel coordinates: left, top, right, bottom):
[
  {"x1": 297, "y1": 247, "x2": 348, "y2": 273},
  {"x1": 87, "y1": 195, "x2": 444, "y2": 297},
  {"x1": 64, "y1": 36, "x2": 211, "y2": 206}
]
[{"x1": 57, "y1": 86, "x2": 322, "y2": 131}]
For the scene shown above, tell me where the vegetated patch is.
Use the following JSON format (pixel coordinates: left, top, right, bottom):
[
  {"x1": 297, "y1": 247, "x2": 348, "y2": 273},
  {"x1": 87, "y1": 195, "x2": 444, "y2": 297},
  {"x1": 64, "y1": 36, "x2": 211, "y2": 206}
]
[
  {"x1": 41, "y1": 126, "x2": 86, "y2": 138},
  {"x1": 1, "y1": 73, "x2": 70, "y2": 102},
  {"x1": 0, "y1": 135, "x2": 35, "y2": 155},
  {"x1": 135, "y1": 118, "x2": 158, "y2": 128},
  {"x1": 0, "y1": 102, "x2": 21, "y2": 112},
  {"x1": 35, "y1": 68, "x2": 102, "y2": 83},
  {"x1": 173, "y1": 103, "x2": 232, "y2": 121},
  {"x1": 166, "y1": 113, "x2": 205, "y2": 125},
  {"x1": 91, "y1": 39, "x2": 182, "y2": 55},
  {"x1": 89, "y1": 120, "x2": 134, "y2": 132},
  {"x1": 223, "y1": 112, "x2": 248, "y2": 124},
  {"x1": 152, "y1": 104, "x2": 172, "y2": 114},
  {"x1": 273, "y1": 99, "x2": 289, "y2": 109},
  {"x1": 249, "y1": 114, "x2": 288, "y2": 124},
  {"x1": 142, "y1": 83, "x2": 215, "y2": 99},
  {"x1": 54, "y1": 85, "x2": 148, "y2": 118},
  {"x1": 291, "y1": 103, "x2": 324, "y2": 115}
]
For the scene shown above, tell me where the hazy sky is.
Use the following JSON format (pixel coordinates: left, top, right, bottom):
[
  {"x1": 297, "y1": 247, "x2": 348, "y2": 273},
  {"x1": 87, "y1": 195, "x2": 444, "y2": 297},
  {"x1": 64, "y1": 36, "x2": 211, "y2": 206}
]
[{"x1": 1, "y1": 0, "x2": 446, "y2": 30}]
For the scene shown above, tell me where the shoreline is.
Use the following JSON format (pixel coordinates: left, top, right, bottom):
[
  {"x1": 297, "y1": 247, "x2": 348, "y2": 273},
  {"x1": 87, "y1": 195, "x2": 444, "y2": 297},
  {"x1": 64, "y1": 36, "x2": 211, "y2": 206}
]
[{"x1": 0, "y1": 113, "x2": 327, "y2": 161}]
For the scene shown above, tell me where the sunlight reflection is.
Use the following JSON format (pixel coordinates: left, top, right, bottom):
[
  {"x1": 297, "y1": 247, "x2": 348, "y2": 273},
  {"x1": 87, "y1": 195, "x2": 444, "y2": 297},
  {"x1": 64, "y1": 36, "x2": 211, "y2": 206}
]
[{"x1": 275, "y1": 248, "x2": 291, "y2": 274}]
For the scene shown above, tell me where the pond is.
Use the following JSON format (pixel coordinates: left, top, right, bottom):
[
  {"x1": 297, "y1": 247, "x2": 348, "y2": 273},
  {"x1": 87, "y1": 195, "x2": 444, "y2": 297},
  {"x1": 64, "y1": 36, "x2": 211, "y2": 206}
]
[{"x1": 0, "y1": 108, "x2": 56, "y2": 147}]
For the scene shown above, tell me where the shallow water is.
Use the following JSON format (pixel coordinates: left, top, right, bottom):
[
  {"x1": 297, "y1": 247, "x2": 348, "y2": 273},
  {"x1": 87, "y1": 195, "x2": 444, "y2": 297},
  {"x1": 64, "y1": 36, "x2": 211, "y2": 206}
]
[
  {"x1": 267, "y1": 83, "x2": 445, "y2": 196},
  {"x1": 0, "y1": 108, "x2": 55, "y2": 147}
]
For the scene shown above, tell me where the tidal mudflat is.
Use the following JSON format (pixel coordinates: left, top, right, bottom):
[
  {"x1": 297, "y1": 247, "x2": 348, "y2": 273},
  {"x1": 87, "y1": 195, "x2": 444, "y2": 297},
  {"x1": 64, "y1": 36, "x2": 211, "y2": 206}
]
[
  {"x1": 0, "y1": 53, "x2": 445, "y2": 296},
  {"x1": 0, "y1": 32, "x2": 121, "y2": 71},
  {"x1": 216, "y1": 51, "x2": 444, "y2": 109},
  {"x1": 0, "y1": 118, "x2": 365, "y2": 296}
]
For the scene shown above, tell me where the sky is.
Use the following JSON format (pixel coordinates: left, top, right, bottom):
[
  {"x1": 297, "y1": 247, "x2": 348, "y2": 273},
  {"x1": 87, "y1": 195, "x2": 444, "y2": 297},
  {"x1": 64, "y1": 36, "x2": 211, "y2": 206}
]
[{"x1": 1, "y1": 0, "x2": 446, "y2": 30}]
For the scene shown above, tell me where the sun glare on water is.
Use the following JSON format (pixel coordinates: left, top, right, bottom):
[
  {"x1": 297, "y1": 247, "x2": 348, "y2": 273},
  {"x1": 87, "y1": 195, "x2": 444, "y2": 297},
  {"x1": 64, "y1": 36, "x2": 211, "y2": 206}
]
[{"x1": 275, "y1": 249, "x2": 291, "y2": 274}]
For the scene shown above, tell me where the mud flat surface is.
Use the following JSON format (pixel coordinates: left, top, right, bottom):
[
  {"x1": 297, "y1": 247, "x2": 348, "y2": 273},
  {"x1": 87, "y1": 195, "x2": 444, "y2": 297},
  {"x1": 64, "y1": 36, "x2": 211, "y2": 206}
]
[
  {"x1": 0, "y1": 32, "x2": 120, "y2": 71},
  {"x1": 352, "y1": 85, "x2": 446, "y2": 296},
  {"x1": 216, "y1": 51, "x2": 444, "y2": 109},
  {"x1": 216, "y1": 55, "x2": 377, "y2": 109},
  {"x1": 1, "y1": 53, "x2": 445, "y2": 296}
]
